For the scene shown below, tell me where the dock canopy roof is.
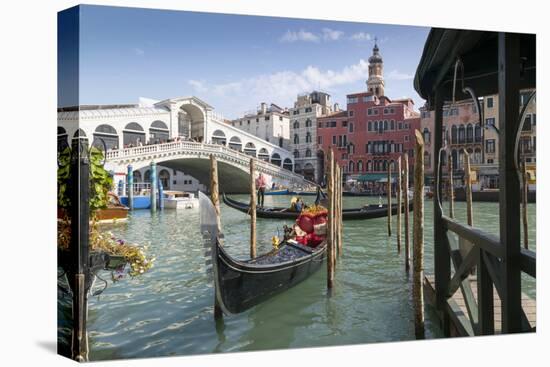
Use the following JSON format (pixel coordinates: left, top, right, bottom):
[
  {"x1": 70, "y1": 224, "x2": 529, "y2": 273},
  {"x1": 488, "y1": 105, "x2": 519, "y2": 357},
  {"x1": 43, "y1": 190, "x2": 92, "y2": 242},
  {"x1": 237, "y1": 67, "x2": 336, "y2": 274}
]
[
  {"x1": 358, "y1": 173, "x2": 397, "y2": 182},
  {"x1": 414, "y1": 29, "x2": 536, "y2": 108}
]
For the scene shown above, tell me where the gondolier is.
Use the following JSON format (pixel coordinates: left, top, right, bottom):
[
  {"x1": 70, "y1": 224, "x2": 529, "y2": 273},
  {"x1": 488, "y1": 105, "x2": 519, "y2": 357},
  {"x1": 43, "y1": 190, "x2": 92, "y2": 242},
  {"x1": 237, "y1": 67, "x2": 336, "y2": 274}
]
[{"x1": 256, "y1": 172, "x2": 267, "y2": 207}]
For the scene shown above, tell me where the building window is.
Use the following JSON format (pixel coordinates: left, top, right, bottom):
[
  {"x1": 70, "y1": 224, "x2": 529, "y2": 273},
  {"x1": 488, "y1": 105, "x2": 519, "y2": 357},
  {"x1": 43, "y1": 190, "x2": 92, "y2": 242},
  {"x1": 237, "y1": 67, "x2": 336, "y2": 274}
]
[
  {"x1": 383, "y1": 108, "x2": 389, "y2": 114},
  {"x1": 293, "y1": 109, "x2": 299, "y2": 115},
  {"x1": 347, "y1": 96, "x2": 358, "y2": 104},
  {"x1": 475, "y1": 124, "x2": 482, "y2": 142},
  {"x1": 305, "y1": 149, "x2": 312, "y2": 157},
  {"x1": 318, "y1": 136, "x2": 323, "y2": 145},
  {"x1": 368, "y1": 108, "x2": 373, "y2": 116},
  {"x1": 486, "y1": 118, "x2": 495, "y2": 127},
  {"x1": 486, "y1": 139, "x2": 496, "y2": 153},
  {"x1": 349, "y1": 122, "x2": 354, "y2": 133},
  {"x1": 305, "y1": 107, "x2": 312, "y2": 113},
  {"x1": 390, "y1": 120, "x2": 395, "y2": 130},
  {"x1": 306, "y1": 132, "x2": 312, "y2": 143},
  {"x1": 399, "y1": 122, "x2": 403, "y2": 130},
  {"x1": 265, "y1": 116, "x2": 270, "y2": 121},
  {"x1": 293, "y1": 121, "x2": 299, "y2": 129},
  {"x1": 451, "y1": 125, "x2": 458, "y2": 144},
  {"x1": 458, "y1": 125, "x2": 465, "y2": 144},
  {"x1": 466, "y1": 124, "x2": 474, "y2": 143},
  {"x1": 330, "y1": 121, "x2": 337, "y2": 128},
  {"x1": 368, "y1": 121, "x2": 372, "y2": 131},
  {"x1": 294, "y1": 134, "x2": 299, "y2": 144},
  {"x1": 294, "y1": 149, "x2": 300, "y2": 158},
  {"x1": 306, "y1": 119, "x2": 312, "y2": 127},
  {"x1": 486, "y1": 97, "x2": 494, "y2": 108},
  {"x1": 342, "y1": 121, "x2": 348, "y2": 127},
  {"x1": 332, "y1": 136, "x2": 337, "y2": 145},
  {"x1": 405, "y1": 135, "x2": 409, "y2": 142},
  {"x1": 423, "y1": 128, "x2": 431, "y2": 144},
  {"x1": 349, "y1": 110, "x2": 354, "y2": 117},
  {"x1": 523, "y1": 115, "x2": 532, "y2": 131},
  {"x1": 318, "y1": 122, "x2": 323, "y2": 128}
]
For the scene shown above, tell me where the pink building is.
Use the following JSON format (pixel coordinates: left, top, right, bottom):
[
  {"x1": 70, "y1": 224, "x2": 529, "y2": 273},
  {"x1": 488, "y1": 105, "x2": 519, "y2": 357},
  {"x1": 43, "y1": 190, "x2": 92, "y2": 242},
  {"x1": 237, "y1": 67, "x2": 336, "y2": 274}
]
[{"x1": 317, "y1": 42, "x2": 421, "y2": 185}]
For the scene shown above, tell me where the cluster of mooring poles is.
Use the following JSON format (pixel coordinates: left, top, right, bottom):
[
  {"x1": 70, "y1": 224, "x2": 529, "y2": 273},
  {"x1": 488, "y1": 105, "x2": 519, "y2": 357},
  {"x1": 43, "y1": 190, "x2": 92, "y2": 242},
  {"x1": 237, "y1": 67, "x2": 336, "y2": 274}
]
[
  {"x1": 384, "y1": 130, "x2": 425, "y2": 338},
  {"x1": 326, "y1": 147, "x2": 344, "y2": 291},
  {"x1": 125, "y1": 162, "x2": 164, "y2": 212}
]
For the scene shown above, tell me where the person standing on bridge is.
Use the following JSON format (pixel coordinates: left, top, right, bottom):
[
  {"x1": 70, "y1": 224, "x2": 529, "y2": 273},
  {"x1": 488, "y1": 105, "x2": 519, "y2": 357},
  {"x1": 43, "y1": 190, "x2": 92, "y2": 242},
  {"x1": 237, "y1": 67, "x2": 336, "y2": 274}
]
[{"x1": 256, "y1": 173, "x2": 267, "y2": 207}]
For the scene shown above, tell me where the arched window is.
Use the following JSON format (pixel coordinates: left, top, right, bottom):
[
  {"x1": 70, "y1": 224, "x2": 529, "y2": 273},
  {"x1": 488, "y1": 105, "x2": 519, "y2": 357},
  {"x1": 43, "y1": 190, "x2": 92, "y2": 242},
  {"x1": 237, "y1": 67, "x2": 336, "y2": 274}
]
[
  {"x1": 475, "y1": 124, "x2": 482, "y2": 142},
  {"x1": 133, "y1": 170, "x2": 142, "y2": 183},
  {"x1": 93, "y1": 124, "x2": 119, "y2": 150},
  {"x1": 306, "y1": 132, "x2": 312, "y2": 143},
  {"x1": 383, "y1": 160, "x2": 388, "y2": 171},
  {"x1": 144, "y1": 169, "x2": 151, "y2": 183},
  {"x1": 384, "y1": 120, "x2": 388, "y2": 130},
  {"x1": 211, "y1": 129, "x2": 227, "y2": 145},
  {"x1": 466, "y1": 123, "x2": 474, "y2": 143},
  {"x1": 374, "y1": 121, "x2": 379, "y2": 131},
  {"x1": 423, "y1": 127, "x2": 431, "y2": 144},
  {"x1": 159, "y1": 169, "x2": 170, "y2": 189},
  {"x1": 58, "y1": 126, "x2": 68, "y2": 150},
  {"x1": 305, "y1": 149, "x2": 312, "y2": 157},
  {"x1": 348, "y1": 160, "x2": 355, "y2": 173},
  {"x1": 293, "y1": 149, "x2": 300, "y2": 158},
  {"x1": 244, "y1": 142, "x2": 257, "y2": 157},
  {"x1": 271, "y1": 153, "x2": 282, "y2": 166},
  {"x1": 123, "y1": 122, "x2": 145, "y2": 147},
  {"x1": 451, "y1": 125, "x2": 458, "y2": 144},
  {"x1": 73, "y1": 129, "x2": 87, "y2": 138},
  {"x1": 349, "y1": 122, "x2": 354, "y2": 133},
  {"x1": 390, "y1": 120, "x2": 395, "y2": 130},
  {"x1": 228, "y1": 136, "x2": 242, "y2": 151},
  {"x1": 368, "y1": 121, "x2": 372, "y2": 131},
  {"x1": 458, "y1": 149, "x2": 465, "y2": 169},
  {"x1": 357, "y1": 160, "x2": 363, "y2": 172},
  {"x1": 458, "y1": 124, "x2": 466, "y2": 144},
  {"x1": 294, "y1": 163, "x2": 302, "y2": 174},
  {"x1": 424, "y1": 151, "x2": 431, "y2": 167},
  {"x1": 293, "y1": 120, "x2": 300, "y2": 129},
  {"x1": 367, "y1": 160, "x2": 372, "y2": 171},
  {"x1": 258, "y1": 148, "x2": 270, "y2": 161},
  {"x1": 294, "y1": 134, "x2": 299, "y2": 144},
  {"x1": 283, "y1": 158, "x2": 293, "y2": 171},
  {"x1": 474, "y1": 148, "x2": 482, "y2": 164},
  {"x1": 305, "y1": 119, "x2": 312, "y2": 127},
  {"x1": 149, "y1": 120, "x2": 169, "y2": 143},
  {"x1": 348, "y1": 143, "x2": 355, "y2": 154}
]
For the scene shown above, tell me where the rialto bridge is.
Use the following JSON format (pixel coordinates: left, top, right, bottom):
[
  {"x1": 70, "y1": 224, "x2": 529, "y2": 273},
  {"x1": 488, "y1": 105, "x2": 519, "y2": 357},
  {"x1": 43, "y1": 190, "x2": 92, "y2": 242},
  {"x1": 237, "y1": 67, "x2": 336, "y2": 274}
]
[{"x1": 58, "y1": 96, "x2": 311, "y2": 193}]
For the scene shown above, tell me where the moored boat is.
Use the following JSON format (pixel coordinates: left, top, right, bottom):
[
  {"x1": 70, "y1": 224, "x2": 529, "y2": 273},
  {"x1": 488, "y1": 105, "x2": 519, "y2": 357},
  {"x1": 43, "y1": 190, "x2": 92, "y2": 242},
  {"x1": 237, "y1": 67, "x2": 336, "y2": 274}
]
[
  {"x1": 264, "y1": 188, "x2": 296, "y2": 195},
  {"x1": 222, "y1": 193, "x2": 413, "y2": 220},
  {"x1": 163, "y1": 190, "x2": 199, "y2": 209},
  {"x1": 200, "y1": 192, "x2": 327, "y2": 314}
]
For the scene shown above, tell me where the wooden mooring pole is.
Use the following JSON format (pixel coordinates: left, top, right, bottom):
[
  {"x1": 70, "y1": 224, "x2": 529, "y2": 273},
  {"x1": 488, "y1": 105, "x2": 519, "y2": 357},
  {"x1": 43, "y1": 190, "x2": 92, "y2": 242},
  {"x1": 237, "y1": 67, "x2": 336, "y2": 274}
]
[
  {"x1": 522, "y1": 156, "x2": 529, "y2": 249},
  {"x1": 250, "y1": 159, "x2": 257, "y2": 258},
  {"x1": 327, "y1": 147, "x2": 335, "y2": 290},
  {"x1": 464, "y1": 149, "x2": 473, "y2": 226},
  {"x1": 403, "y1": 153, "x2": 410, "y2": 273},
  {"x1": 397, "y1": 157, "x2": 402, "y2": 254},
  {"x1": 338, "y1": 165, "x2": 343, "y2": 257},
  {"x1": 413, "y1": 130, "x2": 425, "y2": 339},
  {"x1": 150, "y1": 161, "x2": 157, "y2": 213},
  {"x1": 210, "y1": 155, "x2": 223, "y2": 319},
  {"x1": 127, "y1": 164, "x2": 134, "y2": 211},
  {"x1": 448, "y1": 152, "x2": 454, "y2": 218},
  {"x1": 387, "y1": 162, "x2": 392, "y2": 236}
]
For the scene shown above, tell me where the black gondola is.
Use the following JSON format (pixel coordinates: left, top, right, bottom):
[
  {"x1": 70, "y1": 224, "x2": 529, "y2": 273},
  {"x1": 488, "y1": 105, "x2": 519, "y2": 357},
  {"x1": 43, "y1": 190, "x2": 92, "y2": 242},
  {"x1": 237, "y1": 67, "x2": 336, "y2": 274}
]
[
  {"x1": 222, "y1": 193, "x2": 413, "y2": 220},
  {"x1": 199, "y1": 192, "x2": 327, "y2": 315}
]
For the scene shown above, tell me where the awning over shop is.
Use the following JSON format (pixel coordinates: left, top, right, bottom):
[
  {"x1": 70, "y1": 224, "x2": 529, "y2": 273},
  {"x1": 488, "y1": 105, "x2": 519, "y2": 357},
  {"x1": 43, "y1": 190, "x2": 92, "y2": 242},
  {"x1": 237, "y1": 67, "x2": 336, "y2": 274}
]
[{"x1": 358, "y1": 173, "x2": 397, "y2": 182}]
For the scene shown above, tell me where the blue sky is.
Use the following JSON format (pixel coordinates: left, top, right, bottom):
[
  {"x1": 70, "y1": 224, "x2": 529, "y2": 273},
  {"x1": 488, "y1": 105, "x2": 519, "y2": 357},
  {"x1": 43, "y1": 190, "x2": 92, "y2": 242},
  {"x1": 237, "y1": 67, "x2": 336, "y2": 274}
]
[{"x1": 74, "y1": 5, "x2": 430, "y2": 118}]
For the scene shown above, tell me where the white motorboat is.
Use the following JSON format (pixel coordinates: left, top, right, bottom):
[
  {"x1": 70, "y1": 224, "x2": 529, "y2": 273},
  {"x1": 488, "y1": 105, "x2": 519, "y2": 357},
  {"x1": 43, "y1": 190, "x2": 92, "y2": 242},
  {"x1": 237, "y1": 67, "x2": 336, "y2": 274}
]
[{"x1": 163, "y1": 191, "x2": 199, "y2": 209}]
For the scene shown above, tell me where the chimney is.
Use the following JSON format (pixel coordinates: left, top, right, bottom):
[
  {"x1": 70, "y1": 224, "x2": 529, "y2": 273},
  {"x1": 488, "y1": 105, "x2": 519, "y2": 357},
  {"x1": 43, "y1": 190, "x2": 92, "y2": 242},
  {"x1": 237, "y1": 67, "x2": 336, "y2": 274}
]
[{"x1": 259, "y1": 102, "x2": 267, "y2": 114}]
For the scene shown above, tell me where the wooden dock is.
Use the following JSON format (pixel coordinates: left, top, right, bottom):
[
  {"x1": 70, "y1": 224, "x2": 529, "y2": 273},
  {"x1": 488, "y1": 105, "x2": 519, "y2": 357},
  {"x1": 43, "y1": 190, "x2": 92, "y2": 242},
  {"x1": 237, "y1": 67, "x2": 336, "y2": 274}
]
[{"x1": 424, "y1": 274, "x2": 536, "y2": 336}]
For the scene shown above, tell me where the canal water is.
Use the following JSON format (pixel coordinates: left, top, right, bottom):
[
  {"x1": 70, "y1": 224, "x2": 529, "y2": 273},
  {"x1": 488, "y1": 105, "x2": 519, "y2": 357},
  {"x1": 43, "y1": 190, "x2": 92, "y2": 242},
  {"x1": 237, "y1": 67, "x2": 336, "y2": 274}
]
[{"x1": 57, "y1": 195, "x2": 536, "y2": 361}]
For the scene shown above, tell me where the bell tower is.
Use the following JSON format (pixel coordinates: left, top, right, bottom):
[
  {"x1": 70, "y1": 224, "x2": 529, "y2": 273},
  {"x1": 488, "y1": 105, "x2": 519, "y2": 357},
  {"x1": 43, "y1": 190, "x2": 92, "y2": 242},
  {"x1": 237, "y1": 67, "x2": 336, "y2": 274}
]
[{"x1": 367, "y1": 38, "x2": 385, "y2": 97}]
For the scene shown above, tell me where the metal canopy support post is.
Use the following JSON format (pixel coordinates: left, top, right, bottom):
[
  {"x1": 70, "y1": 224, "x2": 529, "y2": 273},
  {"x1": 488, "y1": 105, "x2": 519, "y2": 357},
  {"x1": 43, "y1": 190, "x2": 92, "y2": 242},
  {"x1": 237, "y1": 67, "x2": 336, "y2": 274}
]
[
  {"x1": 498, "y1": 32, "x2": 522, "y2": 333},
  {"x1": 70, "y1": 138, "x2": 90, "y2": 361},
  {"x1": 433, "y1": 87, "x2": 451, "y2": 336}
]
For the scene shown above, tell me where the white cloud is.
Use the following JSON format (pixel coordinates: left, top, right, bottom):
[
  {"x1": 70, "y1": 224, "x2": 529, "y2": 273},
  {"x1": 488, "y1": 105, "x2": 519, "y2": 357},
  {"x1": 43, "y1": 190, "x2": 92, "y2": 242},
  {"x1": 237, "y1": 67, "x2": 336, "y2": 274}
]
[
  {"x1": 193, "y1": 59, "x2": 371, "y2": 117},
  {"x1": 349, "y1": 32, "x2": 372, "y2": 41},
  {"x1": 322, "y1": 28, "x2": 344, "y2": 41},
  {"x1": 188, "y1": 79, "x2": 208, "y2": 93},
  {"x1": 279, "y1": 29, "x2": 320, "y2": 43},
  {"x1": 133, "y1": 47, "x2": 145, "y2": 56},
  {"x1": 386, "y1": 70, "x2": 414, "y2": 80}
]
